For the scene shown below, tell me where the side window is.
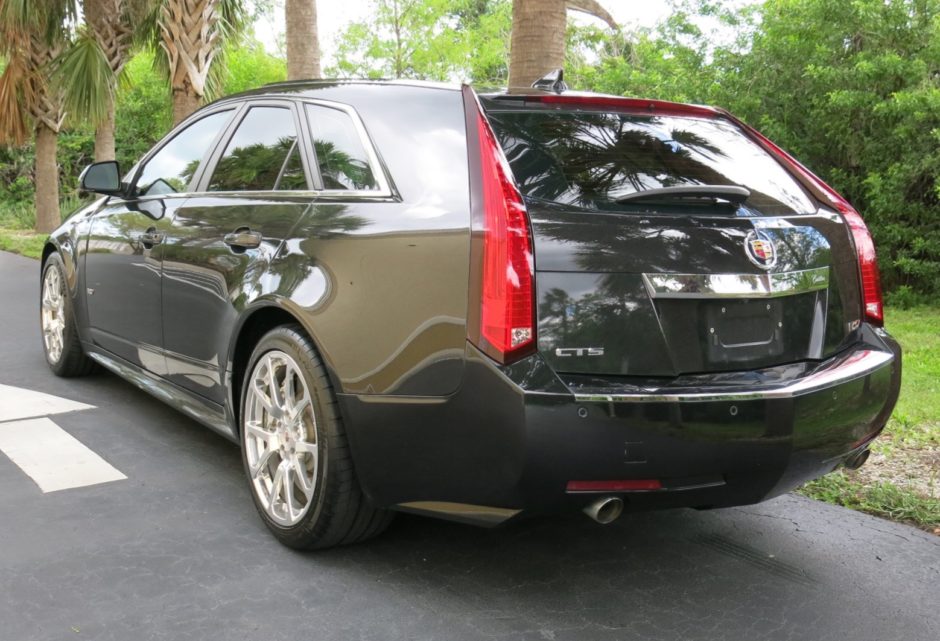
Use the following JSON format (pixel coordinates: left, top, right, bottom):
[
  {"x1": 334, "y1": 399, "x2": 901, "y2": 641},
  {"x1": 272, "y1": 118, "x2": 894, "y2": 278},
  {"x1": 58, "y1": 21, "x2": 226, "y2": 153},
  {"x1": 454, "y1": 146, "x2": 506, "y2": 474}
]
[
  {"x1": 135, "y1": 110, "x2": 233, "y2": 197},
  {"x1": 208, "y1": 106, "x2": 308, "y2": 192},
  {"x1": 304, "y1": 104, "x2": 378, "y2": 191}
]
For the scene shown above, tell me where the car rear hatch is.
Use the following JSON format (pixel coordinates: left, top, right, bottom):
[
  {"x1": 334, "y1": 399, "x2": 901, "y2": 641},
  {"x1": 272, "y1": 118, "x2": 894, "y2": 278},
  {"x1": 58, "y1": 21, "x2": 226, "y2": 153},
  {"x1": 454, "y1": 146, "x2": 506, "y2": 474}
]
[{"x1": 481, "y1": 94, "x2": 864, "y2": 378}]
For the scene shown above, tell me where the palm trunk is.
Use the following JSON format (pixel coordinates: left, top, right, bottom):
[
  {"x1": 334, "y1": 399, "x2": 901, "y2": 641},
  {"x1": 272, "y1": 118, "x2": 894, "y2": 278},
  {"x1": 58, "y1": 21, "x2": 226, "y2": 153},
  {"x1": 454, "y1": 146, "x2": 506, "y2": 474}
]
[
  {"x1": 508, "y1": 0, "x2": 567, "y2": 90},
  {"x1": 160, "y1": 0, "x2": 222, "y2": 126},
  {"x1": 286, "y1": 0, "x2": 321, "y2": 80},
  {"x1": 172, "y1": 83, "x2": 201, "y2": 125},
  {"x1": 85, "y1": 0, "x2": 131, "y2": 161},
  {"x1": 94, "y1": 93, "x2": 116, "y2": 161},
  {"x1": 34, "y1": 123, "x2": 61, "y2": 233}
]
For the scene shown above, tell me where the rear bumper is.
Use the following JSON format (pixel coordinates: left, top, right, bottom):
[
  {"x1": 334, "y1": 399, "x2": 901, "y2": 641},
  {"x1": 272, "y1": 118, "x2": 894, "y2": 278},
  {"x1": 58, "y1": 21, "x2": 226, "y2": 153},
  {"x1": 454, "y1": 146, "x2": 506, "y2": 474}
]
[{"x1": 340, "y1": 325, "x2": 901, "y2": 523}]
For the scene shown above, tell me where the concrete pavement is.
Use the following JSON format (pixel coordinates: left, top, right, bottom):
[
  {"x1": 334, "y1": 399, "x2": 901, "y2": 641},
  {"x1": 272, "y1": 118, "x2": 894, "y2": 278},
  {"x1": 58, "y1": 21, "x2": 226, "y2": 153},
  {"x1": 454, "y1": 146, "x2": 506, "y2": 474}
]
[{"x1": 1, "y1": 249, "x2": 937, "y2": 641}]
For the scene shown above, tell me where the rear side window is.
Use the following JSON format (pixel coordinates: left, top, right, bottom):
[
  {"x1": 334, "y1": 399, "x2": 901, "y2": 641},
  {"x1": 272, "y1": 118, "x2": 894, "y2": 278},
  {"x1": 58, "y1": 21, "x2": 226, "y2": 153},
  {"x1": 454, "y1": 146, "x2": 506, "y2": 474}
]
[
  {"x1": 304, "y1": 104, "x2": 378, "y2": 191},
  {"x1": 209, "y1": 106, "x2": 308, "y2": 192},
  {"x1": 486, "y1": 110, "x2": 816, "y2": 216},
  {"x1": 135, "y1": 109, "x2": 233, "y2": 197}
]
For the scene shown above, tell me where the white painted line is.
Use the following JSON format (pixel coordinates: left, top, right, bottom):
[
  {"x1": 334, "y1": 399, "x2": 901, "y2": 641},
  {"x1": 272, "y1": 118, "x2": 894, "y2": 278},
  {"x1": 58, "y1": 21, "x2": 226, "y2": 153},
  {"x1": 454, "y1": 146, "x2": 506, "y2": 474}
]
[
  {"x1": 0, "y1": 417, "x2": 126, "y2": 492},
  {"x1": 0, "y1": 383, "x2": 95, "y2": 422}
]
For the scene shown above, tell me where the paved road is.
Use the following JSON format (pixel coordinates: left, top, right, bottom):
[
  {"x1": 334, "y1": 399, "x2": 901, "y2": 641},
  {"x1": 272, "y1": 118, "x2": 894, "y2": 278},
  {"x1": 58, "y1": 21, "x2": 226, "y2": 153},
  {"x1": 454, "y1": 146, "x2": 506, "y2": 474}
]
[{"x1": 1, "y1": 250, "x2": 937, "y2": 641}]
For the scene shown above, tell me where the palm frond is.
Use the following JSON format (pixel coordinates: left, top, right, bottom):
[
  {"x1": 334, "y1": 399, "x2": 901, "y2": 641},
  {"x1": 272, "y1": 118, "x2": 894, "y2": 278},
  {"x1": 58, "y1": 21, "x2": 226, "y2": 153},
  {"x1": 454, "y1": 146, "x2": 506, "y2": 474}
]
[
  {"x1": 205, "y1": 0, "x2": 248, "y2": 101},
  {"x1": 0, "y1": 54, "x2": 32, "y2": 145},
  {"x1": 0, "y1": 0, "x2": 34, "y2": 31},
  {"x1": 132, "y1": 0, "x2": 163, "y2": 50},
  {"x1": 52, "y1": 28, "x2": 115, "y2": 125}
]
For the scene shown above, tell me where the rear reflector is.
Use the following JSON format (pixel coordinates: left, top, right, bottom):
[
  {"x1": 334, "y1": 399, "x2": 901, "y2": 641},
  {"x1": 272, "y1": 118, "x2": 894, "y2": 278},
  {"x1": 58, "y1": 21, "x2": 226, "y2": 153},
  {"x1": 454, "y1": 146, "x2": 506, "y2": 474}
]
[
  {"x1": 724, "y1": 113, "x2": 885, "y2": 326},
  {"x1": 475, "y1": 107, "x2": 536, "y2": 362},
  {"x1": 567, "y1": 479, "x2": 663, "y2": 492}
]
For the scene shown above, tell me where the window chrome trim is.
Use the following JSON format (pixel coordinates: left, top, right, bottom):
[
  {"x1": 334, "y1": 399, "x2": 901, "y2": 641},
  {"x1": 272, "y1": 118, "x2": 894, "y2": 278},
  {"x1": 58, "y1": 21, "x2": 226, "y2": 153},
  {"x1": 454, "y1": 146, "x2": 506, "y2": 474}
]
[
  {"x1": 642, "y1": 266, "x2": 829, "y2": 300},
  {"x1": 572, "y1": 349, "x2": 893, "y2": 404}
]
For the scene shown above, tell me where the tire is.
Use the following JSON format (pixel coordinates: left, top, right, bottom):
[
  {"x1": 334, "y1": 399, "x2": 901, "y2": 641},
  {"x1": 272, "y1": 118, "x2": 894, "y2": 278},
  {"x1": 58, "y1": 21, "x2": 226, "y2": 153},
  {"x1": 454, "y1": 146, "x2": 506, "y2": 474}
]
[
  {"x1": 40, "y1": 253, "x2": 96, "y2": 377},
  {"x1": 239, "y1": 325, "x2": 393, "y2": 549}
]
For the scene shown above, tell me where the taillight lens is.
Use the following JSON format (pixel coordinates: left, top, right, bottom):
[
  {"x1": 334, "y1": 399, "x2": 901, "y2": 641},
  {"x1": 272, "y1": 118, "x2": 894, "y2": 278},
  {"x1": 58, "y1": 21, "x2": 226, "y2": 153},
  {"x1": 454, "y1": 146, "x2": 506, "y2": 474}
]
[
  {"x1": 839, "y1": 204, "x2": 884, "y2": 325},
  {"x1": 476, "y1": 109, "x2": 536, "y2": 362},
  {"x1": 723, "y1": 113, "x2": 885, "y2": 326}
]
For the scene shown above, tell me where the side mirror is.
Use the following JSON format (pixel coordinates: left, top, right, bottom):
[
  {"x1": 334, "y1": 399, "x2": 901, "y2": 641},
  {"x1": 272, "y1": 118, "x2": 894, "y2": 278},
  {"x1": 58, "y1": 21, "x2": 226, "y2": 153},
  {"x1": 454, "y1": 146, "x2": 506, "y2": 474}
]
[{"x1": 79, "y1": 161, "x2": 122, "y2": 195}]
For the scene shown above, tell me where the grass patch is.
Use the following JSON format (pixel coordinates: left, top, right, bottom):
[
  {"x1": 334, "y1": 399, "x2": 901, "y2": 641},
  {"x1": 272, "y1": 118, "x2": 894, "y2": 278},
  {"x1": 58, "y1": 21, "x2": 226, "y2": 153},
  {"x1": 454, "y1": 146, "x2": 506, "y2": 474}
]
[
  {"x1": 0, "y1": 228, "x2": 46, "y2": 259},
  {"x1": 800, "y1": 305, "x2": 940, "y2": 534},
  {"x1": 801, "y1": 472, "x2": 940, "y2": 532},
  {"x1": 880, "y1": 306, "x2": 940, "y2": 447},
  {"x1": 0, "y1": 200, "x2": 37, "y2": 230}
]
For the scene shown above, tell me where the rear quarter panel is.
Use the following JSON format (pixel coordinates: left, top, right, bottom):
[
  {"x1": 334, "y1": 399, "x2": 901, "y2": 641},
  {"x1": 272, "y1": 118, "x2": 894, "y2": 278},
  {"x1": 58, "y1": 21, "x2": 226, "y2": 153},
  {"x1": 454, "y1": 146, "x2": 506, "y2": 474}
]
[{"x1": 266, "y1": 85, "x2": 472, "y2": 396}]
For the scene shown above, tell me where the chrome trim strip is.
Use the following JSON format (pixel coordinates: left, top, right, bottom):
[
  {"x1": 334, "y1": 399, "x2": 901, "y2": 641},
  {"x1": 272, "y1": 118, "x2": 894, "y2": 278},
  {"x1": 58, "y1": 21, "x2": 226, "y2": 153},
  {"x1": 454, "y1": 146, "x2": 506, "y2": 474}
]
[
  {"x1": 572, "y1": 349, "x2": 893, "y2": 403},
  {"x1": 642, "y1": 266, "x2": 829, "y2": 299}
]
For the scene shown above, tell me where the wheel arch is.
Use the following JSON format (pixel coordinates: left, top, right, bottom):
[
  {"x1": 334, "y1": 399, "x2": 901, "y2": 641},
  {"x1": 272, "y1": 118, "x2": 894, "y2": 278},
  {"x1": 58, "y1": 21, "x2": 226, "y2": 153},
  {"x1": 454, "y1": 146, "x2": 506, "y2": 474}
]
[
  {"x1": 41, "y1": 241, "x2": 57, "y2": 267},
  {"x1": 227, "y1": 299, "x2": 343, "y2": 440}
]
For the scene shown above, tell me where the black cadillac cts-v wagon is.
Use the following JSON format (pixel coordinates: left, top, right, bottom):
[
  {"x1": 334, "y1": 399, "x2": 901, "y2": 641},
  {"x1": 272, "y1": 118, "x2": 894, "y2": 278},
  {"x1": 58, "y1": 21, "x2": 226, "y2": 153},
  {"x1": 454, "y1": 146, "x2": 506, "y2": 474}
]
[{"x1": 40, "y1": 78, "x2": 901, "y2": 548}]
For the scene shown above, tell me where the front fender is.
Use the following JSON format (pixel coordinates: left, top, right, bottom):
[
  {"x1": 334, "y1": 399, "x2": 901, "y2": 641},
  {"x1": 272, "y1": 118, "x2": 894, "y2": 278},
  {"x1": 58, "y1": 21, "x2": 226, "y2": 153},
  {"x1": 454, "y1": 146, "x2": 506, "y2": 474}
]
[{"x1": 43, "y1": 197, "x2": 107, "y2": 334}]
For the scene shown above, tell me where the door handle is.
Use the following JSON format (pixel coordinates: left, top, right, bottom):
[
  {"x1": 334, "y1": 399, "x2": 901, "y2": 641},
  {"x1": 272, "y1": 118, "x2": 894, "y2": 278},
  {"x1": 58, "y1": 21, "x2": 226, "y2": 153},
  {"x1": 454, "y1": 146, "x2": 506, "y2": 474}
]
[
  {"x1": 138, "y1": 229, "x2": 164, "y2": 247},
  {"x1": 223, "y1": 228, "x2": 262, "y2": 250}
]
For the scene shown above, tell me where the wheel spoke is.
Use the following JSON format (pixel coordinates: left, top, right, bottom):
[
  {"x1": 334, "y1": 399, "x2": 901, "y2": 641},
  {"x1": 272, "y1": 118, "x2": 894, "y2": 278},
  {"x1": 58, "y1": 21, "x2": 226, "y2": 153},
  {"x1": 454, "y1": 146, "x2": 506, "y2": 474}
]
[
  {"x1": 288, "y1": 395, "x2": 310, "y2": 424},
  {"x1": 270, "y1": 461, "x2": 286, "y2": 506},
  {"x1": 251, "y1": 377, "x2": 283, "y2": 420},
  {"x1": 293, "y1": 456, "x2": 315, "y2": 499},
  {"x1": 267, "y1": 358, "x2": 284, "y2": 408},
  {"x1": 295, "y1": 440, "x2": 317, "y2": 456},
  {"x1": 284, "y1": 366, "x2": 297, "y2": 409},
  {"x1": 249, "y1": 444, "x2": 277, "y2": 480},
  {"x1": 245, "y1": 420, "x2": 275, "y2": 444},
  {"x1": 283, "y1": 463, "x2": 297, "y2": 520}
]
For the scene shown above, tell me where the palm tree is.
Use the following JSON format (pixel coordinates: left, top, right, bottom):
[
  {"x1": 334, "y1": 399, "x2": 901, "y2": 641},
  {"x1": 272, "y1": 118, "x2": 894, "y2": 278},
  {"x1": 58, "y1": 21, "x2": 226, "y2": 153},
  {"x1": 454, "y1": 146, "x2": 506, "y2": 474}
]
[
  {"x1": 153, "y1": 0, "x2": 245, "y2": 125},
  {"x1": 0, "y1": 0, "x2": 70, "y2": 233},
  {"x1": 286, "y1": 0, "x2": 321, "y2": 80},
  {"x1": 53, "y1": 0, "x2": 138, "y2": 162},
  {"x1": 507, "y1": 0, "x2": 616, "y2": 89}
]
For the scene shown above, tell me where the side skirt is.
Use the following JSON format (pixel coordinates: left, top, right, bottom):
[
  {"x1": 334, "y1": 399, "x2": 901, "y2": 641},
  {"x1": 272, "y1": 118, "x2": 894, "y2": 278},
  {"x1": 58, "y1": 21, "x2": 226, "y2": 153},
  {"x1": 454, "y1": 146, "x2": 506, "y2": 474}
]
[
  {"x1": 394, "y1": 501, "x2": 522, "y2": 527},
  {"x1": 85, "y1": 345, "x2": 237, "y2": 442}
]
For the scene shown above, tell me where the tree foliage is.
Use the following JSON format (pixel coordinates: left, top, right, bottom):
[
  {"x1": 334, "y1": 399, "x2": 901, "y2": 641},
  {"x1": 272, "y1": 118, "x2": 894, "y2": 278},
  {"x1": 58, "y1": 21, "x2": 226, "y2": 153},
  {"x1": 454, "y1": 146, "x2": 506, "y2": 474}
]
[
  {"x1": 721, "y1": 0, "x2": 940, "y2": 299},
  {"x1": 328, "y1": 0, "x2": 512, "y2": 83},
  {"x1": 568, "y1": 0, "x2": 940, "y2": 299}
]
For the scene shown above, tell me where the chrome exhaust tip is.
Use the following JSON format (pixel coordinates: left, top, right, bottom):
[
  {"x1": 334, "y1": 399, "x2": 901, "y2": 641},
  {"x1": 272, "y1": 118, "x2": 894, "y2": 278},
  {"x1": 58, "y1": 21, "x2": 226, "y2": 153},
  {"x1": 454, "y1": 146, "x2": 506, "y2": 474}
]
[
  {"x1": 844, "y1": 448, "x2": 871, "y2": 471},
  {"x1": 583, "y1": 497, "x2": 624, "y2": 524}
]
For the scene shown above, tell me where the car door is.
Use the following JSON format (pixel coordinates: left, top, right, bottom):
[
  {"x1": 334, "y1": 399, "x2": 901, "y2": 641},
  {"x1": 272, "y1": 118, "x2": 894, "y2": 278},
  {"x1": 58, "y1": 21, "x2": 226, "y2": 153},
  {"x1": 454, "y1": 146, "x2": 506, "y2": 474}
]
[
  {"x1": 160, "y1": 101, "x2": 315, "y2": 403},
  {"x1": 84, "y1": 108, "x2": 236, "y2": 374}
]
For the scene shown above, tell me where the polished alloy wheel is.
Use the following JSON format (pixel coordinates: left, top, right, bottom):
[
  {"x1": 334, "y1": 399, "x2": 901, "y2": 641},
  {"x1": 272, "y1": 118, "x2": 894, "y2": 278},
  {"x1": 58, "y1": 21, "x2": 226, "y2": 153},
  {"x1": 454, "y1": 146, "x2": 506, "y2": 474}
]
[
  {"x1": 244, "y1": 350, "x2": 319, "y2": 526},
  {"x1": 41, "y1": 265, "x2": 66, "y2": 363}
]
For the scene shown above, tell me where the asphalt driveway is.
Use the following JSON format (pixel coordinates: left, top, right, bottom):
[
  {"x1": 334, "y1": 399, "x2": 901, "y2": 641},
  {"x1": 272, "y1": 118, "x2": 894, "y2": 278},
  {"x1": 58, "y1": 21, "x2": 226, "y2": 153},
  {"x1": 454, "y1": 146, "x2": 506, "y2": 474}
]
[{"x1": 0, "y1": 249, "x2": 937, "y2": 641}]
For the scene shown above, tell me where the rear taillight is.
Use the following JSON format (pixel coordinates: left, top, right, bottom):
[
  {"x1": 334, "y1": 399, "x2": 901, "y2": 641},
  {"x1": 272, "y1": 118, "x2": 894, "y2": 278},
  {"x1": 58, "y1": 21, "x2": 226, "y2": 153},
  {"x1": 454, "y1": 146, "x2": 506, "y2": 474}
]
[
  {"x1": 839, "y1": 205, "x2": 884, "y2": 325},
  {"x1": 723, "y1": 113, "x2": 885, "y2": 326},
  {"x1": 473, "y1": 106, "x2": 536, "y2": 363}
]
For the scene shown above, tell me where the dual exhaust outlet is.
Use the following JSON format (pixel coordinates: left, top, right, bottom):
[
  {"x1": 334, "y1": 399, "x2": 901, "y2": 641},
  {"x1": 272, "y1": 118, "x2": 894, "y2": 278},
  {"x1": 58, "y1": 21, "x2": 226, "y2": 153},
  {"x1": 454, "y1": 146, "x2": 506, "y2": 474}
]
[
  {"x1": 844, "y1": 447, "x2": 871, "y2": 471},
  {"x1": 582, "y1": 496, "x2": 624, "y2": 524}
]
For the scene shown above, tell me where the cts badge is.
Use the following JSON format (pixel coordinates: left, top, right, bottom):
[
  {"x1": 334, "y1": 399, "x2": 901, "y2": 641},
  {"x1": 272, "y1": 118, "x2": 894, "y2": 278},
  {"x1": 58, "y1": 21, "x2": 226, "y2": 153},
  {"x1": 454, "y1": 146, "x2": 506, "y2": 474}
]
[
  {"x1": 555, "y1": 347, "x2": 605, "y2": 357},
  {"x1": 744, "y1": 230, "x2": 777, "y2": 270}
]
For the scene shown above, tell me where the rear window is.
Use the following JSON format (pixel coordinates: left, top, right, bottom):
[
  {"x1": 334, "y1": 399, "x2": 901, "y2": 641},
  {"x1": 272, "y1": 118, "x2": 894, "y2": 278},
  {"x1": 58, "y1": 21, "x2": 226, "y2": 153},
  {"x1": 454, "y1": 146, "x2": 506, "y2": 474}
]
[{"x1": 486, "y1": 110, "x2": 816, "y2": 216}]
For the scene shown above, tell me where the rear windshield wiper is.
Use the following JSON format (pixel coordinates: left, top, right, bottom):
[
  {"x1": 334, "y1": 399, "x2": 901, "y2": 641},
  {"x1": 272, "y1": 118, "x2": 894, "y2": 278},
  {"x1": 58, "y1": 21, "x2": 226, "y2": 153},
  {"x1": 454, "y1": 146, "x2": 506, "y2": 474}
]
[{"x1": 614, "y1": 185, "x2": 751, "y2": 205}]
